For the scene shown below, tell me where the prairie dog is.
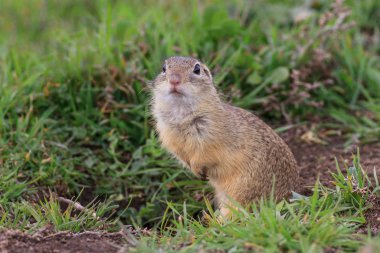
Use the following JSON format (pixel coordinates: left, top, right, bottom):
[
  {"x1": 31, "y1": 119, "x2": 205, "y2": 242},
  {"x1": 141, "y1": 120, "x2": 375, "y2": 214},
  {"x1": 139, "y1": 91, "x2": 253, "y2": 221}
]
[{"x1": 151, "y1": 56, "x2": 299, "y2": 216}]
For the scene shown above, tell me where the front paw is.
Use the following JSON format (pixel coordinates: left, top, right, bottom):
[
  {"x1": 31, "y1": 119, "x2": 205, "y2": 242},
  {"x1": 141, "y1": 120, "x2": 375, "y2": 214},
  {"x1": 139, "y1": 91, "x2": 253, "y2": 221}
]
[
  {"x1": 194, "y1": 166, "x2": 208, "y2": 181},
  {"x1": 199, "y1": 170, "x2": 208, "y2": 181}
]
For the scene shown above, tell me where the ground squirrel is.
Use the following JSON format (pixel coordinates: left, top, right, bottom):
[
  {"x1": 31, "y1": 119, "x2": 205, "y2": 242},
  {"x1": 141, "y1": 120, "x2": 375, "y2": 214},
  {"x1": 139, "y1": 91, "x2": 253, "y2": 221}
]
[{"x1": 151, "y1": 56, "x2": 299, "y2": 216}]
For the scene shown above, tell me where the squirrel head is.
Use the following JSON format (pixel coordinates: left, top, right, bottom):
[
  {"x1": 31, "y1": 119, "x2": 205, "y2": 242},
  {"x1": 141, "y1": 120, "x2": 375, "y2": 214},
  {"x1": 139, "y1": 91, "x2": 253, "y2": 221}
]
[{"x1": 152, "y1": 56, "x2": 219, "y2": 114}]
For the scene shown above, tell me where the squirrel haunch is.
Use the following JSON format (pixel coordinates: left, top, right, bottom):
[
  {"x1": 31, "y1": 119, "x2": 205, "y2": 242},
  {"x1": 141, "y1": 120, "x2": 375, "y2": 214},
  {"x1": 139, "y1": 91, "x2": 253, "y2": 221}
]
[{"x1": 151, "y1": 56, "x2": 299, "y2": 216}]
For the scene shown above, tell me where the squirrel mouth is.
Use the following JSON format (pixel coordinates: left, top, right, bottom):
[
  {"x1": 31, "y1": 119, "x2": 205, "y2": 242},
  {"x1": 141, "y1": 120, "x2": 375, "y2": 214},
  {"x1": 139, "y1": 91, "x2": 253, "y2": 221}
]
[{"x1": 169, "y1": 88, "x2": 183, "y2": 95}]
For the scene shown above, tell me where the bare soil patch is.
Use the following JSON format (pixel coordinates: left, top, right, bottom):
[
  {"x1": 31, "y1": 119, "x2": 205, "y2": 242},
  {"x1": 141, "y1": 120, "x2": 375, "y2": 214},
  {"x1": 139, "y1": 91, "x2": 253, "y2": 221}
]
[
  {"x1": 281, "y1": 127, "x2": 380, "y2": 193},
  {"x1": 0, "y1": 229, "x2": 129, "y2": 253}
]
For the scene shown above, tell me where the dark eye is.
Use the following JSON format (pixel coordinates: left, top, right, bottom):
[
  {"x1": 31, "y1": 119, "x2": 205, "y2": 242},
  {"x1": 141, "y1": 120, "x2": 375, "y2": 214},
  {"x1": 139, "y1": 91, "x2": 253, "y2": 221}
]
[
  {"x1": 162, "y1": 64, "x2": 166, "y2": 73},
  {"x1": 193, "y1": 64, "x2": 201, "y2": 75}
]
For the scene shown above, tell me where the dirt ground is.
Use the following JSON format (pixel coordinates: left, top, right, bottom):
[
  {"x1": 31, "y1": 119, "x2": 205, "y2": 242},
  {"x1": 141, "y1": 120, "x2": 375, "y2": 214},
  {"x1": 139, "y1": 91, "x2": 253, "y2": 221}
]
[
  {"x1": 1, "y1": 126, "x2": 379, "y2": 253},
  {"x1": 281, "y1": 127, "x2": 380, "y2": 194},
  {"x1": 0, "y1": 228, "x2": 133, "y2": 253},
  {"x1": 281, "y1": 126, "x2": 380, "y2": 235}
]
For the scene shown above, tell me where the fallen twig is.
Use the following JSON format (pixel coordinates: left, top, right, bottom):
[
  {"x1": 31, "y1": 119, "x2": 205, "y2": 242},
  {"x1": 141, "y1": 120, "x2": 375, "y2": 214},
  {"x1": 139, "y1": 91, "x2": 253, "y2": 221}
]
[{"x1": 57, "y1": 196, "x2": 98, "y2": 219}]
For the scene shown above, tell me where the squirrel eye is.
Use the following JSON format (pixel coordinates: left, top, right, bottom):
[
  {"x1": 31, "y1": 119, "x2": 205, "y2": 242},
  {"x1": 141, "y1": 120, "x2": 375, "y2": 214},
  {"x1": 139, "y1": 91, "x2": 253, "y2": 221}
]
[
  {"x1": 162, "y1": 64, "x2": 166, "y2": 73},
  {"x1": 193, "y1": 64, "x2": 201, "y2": 75}
]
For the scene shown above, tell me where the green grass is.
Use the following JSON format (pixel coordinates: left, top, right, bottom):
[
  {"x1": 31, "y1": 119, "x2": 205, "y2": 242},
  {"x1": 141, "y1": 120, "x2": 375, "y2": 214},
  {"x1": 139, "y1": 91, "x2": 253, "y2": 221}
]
[
  {"x1": 0, "y1": 0, "x2": 380, "y2": 251},
  {"x1": 1, "y1": 194, "x2": 118, "y2": 233}
]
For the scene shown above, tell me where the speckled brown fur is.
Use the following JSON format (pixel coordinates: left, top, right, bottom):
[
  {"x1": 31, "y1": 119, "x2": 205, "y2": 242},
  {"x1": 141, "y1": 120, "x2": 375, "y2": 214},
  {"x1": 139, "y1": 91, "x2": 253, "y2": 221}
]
[{"x1": 151, "y1": 56, "x2": 299, "y2": 216}]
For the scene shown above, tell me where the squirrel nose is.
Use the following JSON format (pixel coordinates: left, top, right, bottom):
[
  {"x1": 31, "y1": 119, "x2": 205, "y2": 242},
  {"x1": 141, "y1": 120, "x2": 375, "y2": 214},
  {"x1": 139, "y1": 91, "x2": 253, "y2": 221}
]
[{"x1": 169, "y1": 74, "x2": 181, "y2": 86}]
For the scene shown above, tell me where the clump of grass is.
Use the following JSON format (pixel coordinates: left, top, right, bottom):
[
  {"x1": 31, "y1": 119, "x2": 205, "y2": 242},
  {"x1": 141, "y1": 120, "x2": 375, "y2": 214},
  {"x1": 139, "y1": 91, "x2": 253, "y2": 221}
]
[
  {"x1": 133, "y1": 153, "x2": 379, "y2": 252},
  {"x1": 332, "y1": 150, "x2": 379, "y2": 210},
  {"x1": 0, "y1": 193, "x2": 119, "y2": 233}
]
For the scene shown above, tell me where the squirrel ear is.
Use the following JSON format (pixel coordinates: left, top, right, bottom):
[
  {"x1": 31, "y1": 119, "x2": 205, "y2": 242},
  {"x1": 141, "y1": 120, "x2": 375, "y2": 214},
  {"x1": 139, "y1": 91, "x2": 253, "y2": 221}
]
[{"x1": 202, "y1": 64, "x2": 212, "y2": 80}]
